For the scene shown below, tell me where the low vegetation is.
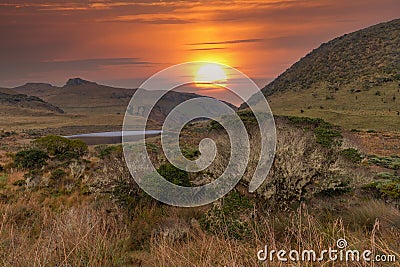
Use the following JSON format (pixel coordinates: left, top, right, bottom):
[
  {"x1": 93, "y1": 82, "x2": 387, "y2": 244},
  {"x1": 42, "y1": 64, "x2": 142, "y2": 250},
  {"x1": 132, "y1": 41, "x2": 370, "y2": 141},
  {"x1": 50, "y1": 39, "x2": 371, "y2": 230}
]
[
  {"x1": 0, "y1": 115, "x2": 399, "y2": 266},
  {"x1": 368, "y1": 154, "x2": 400, "y2": 170},
  {"x1": 340, "y1": 148, "x2": 363, "y2": 163},
  {"x1": 34, "y1": 135, "x2": 88, "y2": 159},
  {"x1": 14, "y1": 149, "x2": 48, "y2": 169}
]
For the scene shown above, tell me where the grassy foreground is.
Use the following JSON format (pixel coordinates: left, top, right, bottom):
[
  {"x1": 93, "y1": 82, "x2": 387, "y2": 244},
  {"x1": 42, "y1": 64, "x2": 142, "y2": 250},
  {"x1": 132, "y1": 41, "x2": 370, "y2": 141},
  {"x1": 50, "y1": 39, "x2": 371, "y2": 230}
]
[{"x1": 0, "y1": 115, "x2": 399, "y2": 266}]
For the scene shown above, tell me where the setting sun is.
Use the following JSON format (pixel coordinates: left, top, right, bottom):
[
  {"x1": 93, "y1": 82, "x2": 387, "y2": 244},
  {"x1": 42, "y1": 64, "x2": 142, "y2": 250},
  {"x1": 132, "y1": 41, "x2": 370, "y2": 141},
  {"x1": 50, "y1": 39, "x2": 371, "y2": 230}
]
[{"x1": 194, "y1": 63, "x2": 228, "y2": 86}]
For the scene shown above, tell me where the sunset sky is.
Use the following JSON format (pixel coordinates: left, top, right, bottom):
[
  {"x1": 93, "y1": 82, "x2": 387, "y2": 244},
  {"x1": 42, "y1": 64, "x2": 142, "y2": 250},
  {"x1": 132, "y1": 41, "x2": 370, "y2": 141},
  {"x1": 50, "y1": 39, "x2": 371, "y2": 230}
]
[{"x1": 0, "y1": 0, "x2": 399, "y2": 90}]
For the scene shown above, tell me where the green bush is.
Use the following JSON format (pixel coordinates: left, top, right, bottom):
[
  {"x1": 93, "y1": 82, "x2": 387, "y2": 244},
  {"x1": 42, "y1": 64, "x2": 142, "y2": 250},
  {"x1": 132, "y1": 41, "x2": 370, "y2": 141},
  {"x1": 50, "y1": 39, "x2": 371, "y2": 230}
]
[
  {"x1": 209, "y1": 120, "x2": 223, "y2": 131},
  {"x1": 379, "y1": 182, "x2": 400, "y2": 199},
  {"x1": 237, "y1": 110, "x2": 258, "y2": 125},
  {"x1": 287, "y1": 116, "x2": 324, "y2": 125},
  {"x1": 12, "y1": 179, "x2": 26, "y2": 186},
  {"x1": 69, "y1": 139, "x2": 88, "y2": 156},
  {"x1": 376, "y1": 172, "x2": 398, "y2": 180},
  {"x1": 341, "y1": 148, "x2": 362, "y2": 163},
  {"x1": 34, "y1": 135, "x2": 87, "y2": 159},
  {"x1": 286, "y1": 116, "x2": 342, "y2": 147},
  {"x1": 182, "y1": 148, "x2": 200, "y2": 160},
  {"x1": 145, "y1": 143, "x2": 158, "y2": 153},
  {"x1": 363, "y1": 173, "x2": 400, "y2": 200},
  {"x1": 314, "y1": 124, "x2": 342, "y2": 147},
  {"x1": 14, "y1": 149, "x2": 48, "y2": 169},
  {"x1": 97, "y1": 145, "x2": 122, "y2": 159},
  {"x1": 51, "y1": 169, "x2": 66, "y2": 180},
  {"x1": 318, "y1": 180, "x2": 352, "y2": 196},
  {"x1": 368, "y1": 155, "x2": 400, "y2": 170},
  {"x1": 157, "y1": 163, "x2": 191, "y2": 187},
  {"x1": 199, "y1": 191, "x2": 254, "y2": 240}
]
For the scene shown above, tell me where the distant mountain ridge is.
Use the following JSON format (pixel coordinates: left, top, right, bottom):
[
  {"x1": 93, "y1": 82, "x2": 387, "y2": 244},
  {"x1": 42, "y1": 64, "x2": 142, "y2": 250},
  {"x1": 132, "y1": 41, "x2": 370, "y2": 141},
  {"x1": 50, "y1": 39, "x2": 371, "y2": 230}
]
[
  {"x1": 12, "y1": 78, "x2": 237, "y2": 126},
  {"x1": 0, "y1": 88, "x2": 64, "y2": 114}
]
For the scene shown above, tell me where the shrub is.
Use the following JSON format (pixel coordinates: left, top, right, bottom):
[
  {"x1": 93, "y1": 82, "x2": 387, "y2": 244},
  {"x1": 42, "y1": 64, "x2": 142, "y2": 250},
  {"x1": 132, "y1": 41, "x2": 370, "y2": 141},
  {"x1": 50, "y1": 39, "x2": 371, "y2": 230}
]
[
  {"x1": 157, "y1": 163, "x2": 191, "y2": 187},
  {"x1": 340, "y1": 148, "x2": 362, "y2": 163},
  {"x1": 69, "y1": 139, "x2": 88, "y2": 156},
  {"x1": 363, "y1": 174, "x2": 400, "y2": 200},
  {"x1": 209, "y1": 110, "x2": 266, "y2": 131},
  {"x1": 286, "y1": 116, "x2": 342, "y2": 147},
  {"x1": 182, "y1": 147, "x2": 200, "y2": 160},
  {"x1": 314, "y1": 124, "x2": 342, "y2": 147},
  {"x1": 14, "y1": 149, "x2": 48, "y2": 169},
  {"x1": 209, "y1": 120, "x2": 223, "y2": 131},
  {"x1": 97, "y1": 145, "x2": 122, "y2": 159},
  {"x1": 145, "y1": 143, "x2": 158, "y2": 153},
  {"x1": 12, "y1": 179, "x2": 26, "y2": 186},
  {"x1": 379, "y1": 182, "x2": 400, "y2": 199},
  {"x1": 317, "y1": 180, "x2": 352, "y2": 196},
  {"x1": 200, "y1": 191, "x2": 253, "y2": 240},
  {"x1": 51, "y1": 169, "x2": 67, "y2": 180},
  {"x1": 34, "y1": 135, "x2": 87, "y2": 159},
  {"x1": 376, "y1": 172, "x2": 398, "y2": 180},
  {"x1": 368, "y1": 155, "x2": 400, "y2": 170},
  {"x1": 287, "y1": 116, "x2": 324, "y2": 126}
]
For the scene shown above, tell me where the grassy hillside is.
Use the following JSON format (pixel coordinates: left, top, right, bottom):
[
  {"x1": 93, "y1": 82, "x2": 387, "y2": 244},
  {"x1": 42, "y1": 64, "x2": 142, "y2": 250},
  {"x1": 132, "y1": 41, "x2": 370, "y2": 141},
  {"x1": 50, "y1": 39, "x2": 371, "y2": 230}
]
[
  {"x1": 243, "y1": 18, "x2": 400, "y2": 131},
  {"x1": 0, "y1": 89, "x2": 64, "y2": 114}
]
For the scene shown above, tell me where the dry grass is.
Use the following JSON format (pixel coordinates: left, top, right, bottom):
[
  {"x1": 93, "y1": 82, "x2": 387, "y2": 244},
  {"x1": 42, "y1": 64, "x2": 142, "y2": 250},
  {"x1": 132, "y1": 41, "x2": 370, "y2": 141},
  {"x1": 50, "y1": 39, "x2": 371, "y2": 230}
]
[
  {"x1": 147, "y1": 205, "x2": 400, "y2": 267},
  {"x1": 267, "y1": 81, "x2": 400, "y2": 132},
  {"x1": 0, "y1": 115, "x2": 399, "y2": 266},
  {"x1": 0, "y1": 202, "x2": 131, "y2": 267}
]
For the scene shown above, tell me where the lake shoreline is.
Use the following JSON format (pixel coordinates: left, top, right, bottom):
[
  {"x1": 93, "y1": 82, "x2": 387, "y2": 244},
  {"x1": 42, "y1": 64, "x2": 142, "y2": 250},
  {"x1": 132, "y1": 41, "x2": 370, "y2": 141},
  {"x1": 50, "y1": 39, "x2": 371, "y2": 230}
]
[{"x1": 65, "y1": 130, "x2": 162, "y2": 145}]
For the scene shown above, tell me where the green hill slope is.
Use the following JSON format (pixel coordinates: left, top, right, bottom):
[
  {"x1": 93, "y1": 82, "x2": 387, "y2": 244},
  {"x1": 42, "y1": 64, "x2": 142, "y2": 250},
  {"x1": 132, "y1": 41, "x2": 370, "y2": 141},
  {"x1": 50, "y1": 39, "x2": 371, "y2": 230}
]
[{"x1": 243, "y1": 19, "x2": 400, "y2": 131}]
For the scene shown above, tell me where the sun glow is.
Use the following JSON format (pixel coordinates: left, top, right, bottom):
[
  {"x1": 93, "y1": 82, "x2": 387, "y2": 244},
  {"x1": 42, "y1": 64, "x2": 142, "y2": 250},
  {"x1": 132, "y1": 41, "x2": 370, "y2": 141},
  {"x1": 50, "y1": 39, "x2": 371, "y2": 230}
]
[{"x1": 194, "y1": 63, "x2": 228, "y2": 86}]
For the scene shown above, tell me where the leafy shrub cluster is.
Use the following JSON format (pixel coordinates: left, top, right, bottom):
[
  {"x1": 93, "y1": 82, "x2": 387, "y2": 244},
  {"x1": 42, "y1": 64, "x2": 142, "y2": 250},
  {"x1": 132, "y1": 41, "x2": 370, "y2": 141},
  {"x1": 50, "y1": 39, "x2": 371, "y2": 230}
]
[
  {"x1": 51, "y1": 169, "x2": 67, "y2": 180},
  {"x1": 200, "y1": 191, "x2": 253, "y2": 240},
  {"x1": 209, "y1": 120, "x2": 223, "y2": 131},
  {"x1": 237, "y1": 110, "x2": 258, "y2": 125},
  {"x1": 96, "y1": 145, "x2": 122, "y2": 159},
  {"x1": 368, "y1": 155, "x2": 400, "y2": 170},
  {"x1": 0, "y1": 131, "x2": 16, "y2": 138},
  {"x1": 287, "y1": 116, "x2": 342, "y2": 147},
  {"x1": 340, "y1": 148, "x2": 363, "y2": 163},
  {"x1": 12, "y1": 136, "x2": 90, "y2": 193},
  {"x1": 157, "y1": 163, "x2": 191, "y2": 187},
  {"x1": 287, "y1": 116, "x2": 324, "y2": 125},
  {"x1": 209, "y1": 110, "x2": 267, "y2": 131},
  {"x1": 314, "y1": 124, "x2": 342, "y2": 147},
  {"x1": 181, "y1": 147, "x2": 200, "y2": 160},
  {"x1": 317, "y1": 180, "x2": 352, "y2": 196},
  {"x1": 34, "y1": 135, "x2": 87, "y2": 160},
  {"x1": 364, "y1": 173, "x2": 400, "y2": 200},
  {"x1": 145, "y1": 143, "x2": 158, "y2": 153},
  {"x1": 14, "y1": 149, "x2": 49, "y2": 169}
]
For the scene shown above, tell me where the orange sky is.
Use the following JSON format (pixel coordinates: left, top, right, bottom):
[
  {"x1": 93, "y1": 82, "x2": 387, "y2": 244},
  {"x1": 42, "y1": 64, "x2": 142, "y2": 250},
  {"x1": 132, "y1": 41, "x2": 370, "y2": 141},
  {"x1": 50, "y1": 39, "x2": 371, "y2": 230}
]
[{"x1": 0, "y1": 0, "x2": 399, "y2": 91}]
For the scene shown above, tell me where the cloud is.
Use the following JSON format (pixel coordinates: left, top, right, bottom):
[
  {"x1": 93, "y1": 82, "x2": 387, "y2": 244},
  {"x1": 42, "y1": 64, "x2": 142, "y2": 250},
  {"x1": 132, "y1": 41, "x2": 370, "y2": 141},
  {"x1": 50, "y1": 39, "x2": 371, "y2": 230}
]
[
  {"x1": 99, "y1": 14, "x2": 194, "y2": 24},
  {"x1": 187, "y1": 47, "x2": 226, "y2": 51},
  {"x1": 187, "y1": 38, "x2": 264, "y2": 46},
  {"x1": 42, "y1": 58, "x2": 155, "y2": 69},
  {"x1": 0, "y1": 58, "x2": 158, "y2": 83}
]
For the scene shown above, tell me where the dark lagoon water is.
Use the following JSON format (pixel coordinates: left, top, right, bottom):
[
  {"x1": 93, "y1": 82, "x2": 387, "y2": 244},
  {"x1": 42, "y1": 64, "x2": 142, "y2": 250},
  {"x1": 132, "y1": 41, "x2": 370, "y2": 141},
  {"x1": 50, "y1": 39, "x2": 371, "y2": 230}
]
[{"x1": 65, "y1": 130, "x2": 162, "y2": 145}]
